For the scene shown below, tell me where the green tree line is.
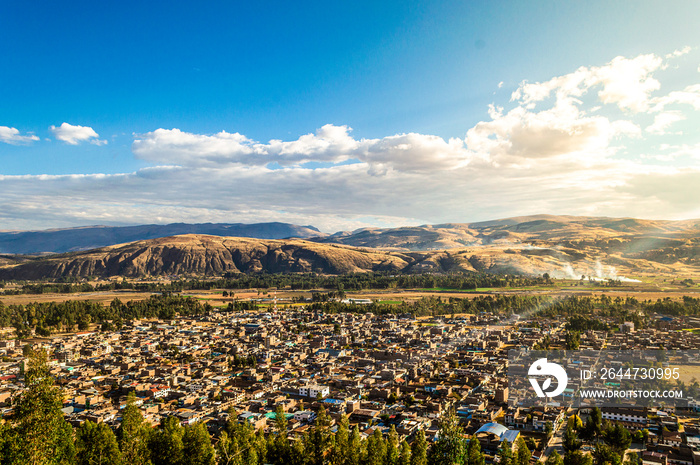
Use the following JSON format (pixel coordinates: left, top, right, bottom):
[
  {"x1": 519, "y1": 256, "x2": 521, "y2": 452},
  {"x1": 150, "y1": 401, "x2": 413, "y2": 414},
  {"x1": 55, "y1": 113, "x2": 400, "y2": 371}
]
[
  {"x1": 2, "y1": 272, "x2": 553, "y2": 296},
  {"x1": 0, "y1": 294, "x2": 210, "y2": 338}
]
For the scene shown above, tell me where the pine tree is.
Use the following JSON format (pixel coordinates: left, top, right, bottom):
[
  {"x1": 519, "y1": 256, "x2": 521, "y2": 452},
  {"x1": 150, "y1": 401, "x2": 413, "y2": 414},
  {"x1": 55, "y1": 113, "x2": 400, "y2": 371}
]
[
  {"x1": 497, "y1": 440, "x2": 512, "y2": 465},
  {"x1": 411, "y1": 429, "x2": 428, "y2": 465},
  {"x1": 563, "y1": 451, "x2": 592, "y2": 465},
  {"x1": 182, "y1": 422, "x2": 215, "y2": 465},
  {"x1": 331, "y1": 415, "x2": 350, "y2": 465},
  {"x1": 148, "y1": 416, "x2": 184, "y2": 465},
  {"x1": 348, "y1": 425, "x2": 363, "y2": 465},
  {"x1": 271, "y1": 405, "x2": 290, "y2": 463},
  {"x1": 0, "y1": 419, "x2": 21, "y2": 464},
  {"x1": 562, "y1": 425, "x2": 581, "y2": 453},
  {"x1": 427, "y1": 410, "x2": 467, "y2": 465},
  {"x1": 592, "y1": 444, "x2": 621, "y2": 465},
  {"x1": 602, "y1": 424, "x2": 631, "y2": 454},
  {"x1": 289, "y1": 436, "x2": 308, "y2": 465},
  {"x1": 309, "y1": 406, "x2": 332, "y2": 465},
  {"x1": 399, "y1": 440, "x2": 412, "y2": 465},
  {"x1": 581, "y1": 408, "x2": 601, "y2": 442},
  {"x1": 76, "y1": 420, "x2": 123, "y2": 465},
  {"x1": 515, "y1": 437, "x2": 531, "y2": 465},
  {"x1": 216, "y1": 431, "x2": 242, "y2": 465},
  {"x1": 117, "y1": 392, "x2": 152, "y2": 465},
  {"x1": 386, "y1": 426, "x2": 400, "y2": 465},
  {"x1": 545, "y1": 450, "x2": 563, "y2": 465},
  {"x1": 366, "y1": 429, "x2": 387, "y2": 465},
  {"x1": 467, "y1": 438, "x2": 484, "y2": 465},
  {"x1": 12, "y1": 348, "x2": 76, "y2": 465},
  {"x1": 245, "y1": 446, "x2": 259, "y2": 465},
  {"x1": 253, "y1": 427, "x2": 268, "y2": 464}
]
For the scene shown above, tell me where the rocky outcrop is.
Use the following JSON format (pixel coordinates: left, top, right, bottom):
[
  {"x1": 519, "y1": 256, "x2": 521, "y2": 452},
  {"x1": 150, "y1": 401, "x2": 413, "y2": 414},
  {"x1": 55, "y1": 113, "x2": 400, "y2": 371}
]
[{"x1": 0, "y1": 235, "x2": 415, "y2": 280}]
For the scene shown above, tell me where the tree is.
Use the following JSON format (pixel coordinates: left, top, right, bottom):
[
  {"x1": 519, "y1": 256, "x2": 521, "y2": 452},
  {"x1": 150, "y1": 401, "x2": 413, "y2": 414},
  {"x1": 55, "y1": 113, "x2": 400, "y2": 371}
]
[
  {"x1": 497, "y1": 440, "x2": 512, "y2": 465},
  {"x1": 525, "y1": 438, "x2": 536, "y2": 452},
  {"x1": 623, "y1": 452, "x2": 641, "y2": 465},
  {"x1": 567, "y1": 416, "x2": 582, "y2": 431},
  {"x1": 399, "y1": 441, "x2": 412, "y2": 465},
  {"x1": 515, "y1": 437, "x2": 531, "y2": 465},
  {"x1": 271, "y1": 405, "x2": 291, "y2": 464},
  {"x1": 592, "y1": 444, "x2": 621, "y2": 465},
  {"x1": 0, "y1": 419, "x2": 24, "y2": 464},
  {"x1": 563, "y1": 425, "x2": 581, "y2": 453},
  {"x1": 12, "y1": 348, "x2": 76, "y2": 464},
  {"x1": 411, "y1": 429, "x2": 428, "y2": 465},
  {"x1": 252, "y1": 428, "x2": 268, "y2": 465},
  {"x1": 309, "y1": 406, "x2": 332, "y2": 465},
  {"x1": 288, "y1": 436, "x2": 307, "y2": 465},
  {"x1": 545, "y1": 450, "x2": 563, "y2": 465},
  {"x1": 581, "y1": 408, "x2": 602, "y2": 442},
  {"x1": 331, "y1": 414, "x2": 349, "y2": 465},
  {"x1": 117, "y1": 392, "x2": 152, "y2": 465},
  {"x1": 467, "y1": 438, "x2": 484, "y2": 465},
  {"x1": 565, "y1": 331, "x2": 580, "y2": 350},
  {"x1": 215, "y1": 431, "x2": 241, "y2": 465},
  {"x1": 602, "y1": 424, "x2": 631, "y2": 455},
  {"x1": 348, "y1": 426, "x2": 363, "y2": 465},
  {"x1": 148, "y1": 416, "x2": 184, "y2": 465},
  {"x1": 366, "y1": 429, "x2": 387, "y2": 465},
  {"x1": 387, "y1": 426, "x2": 400, "y2": 465},
  {"x1": 78, "y1": 313, "x2": 92, "y2": 331},
  {"x1": 76, "y1": 420, "x2": 122, "y2": 465},
  {"x1": 544, "y1": 422, "x2": 554, "y2": 441},
  {"x1": 182, "y1": 422, "x2": 215, "y2": 465},
  {"x1": 427, "y1": 410, "x2": 467, "y2": 465},
  {"x1": 563, "y1": 451, "x2": 592, "y2": 465}
]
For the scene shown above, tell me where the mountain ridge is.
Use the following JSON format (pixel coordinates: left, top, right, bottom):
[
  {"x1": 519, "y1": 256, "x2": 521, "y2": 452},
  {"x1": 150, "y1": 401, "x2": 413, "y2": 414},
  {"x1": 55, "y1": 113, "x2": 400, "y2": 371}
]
[
  {"x1": 0, "y1": 222, "x2": 324, "y2": 255},
  {"x1": 2, "y1": 215, "x2": 700, "y2": 280},
  {"x1": 0, "y1": 235, "x2": 417, "y2": 280}
]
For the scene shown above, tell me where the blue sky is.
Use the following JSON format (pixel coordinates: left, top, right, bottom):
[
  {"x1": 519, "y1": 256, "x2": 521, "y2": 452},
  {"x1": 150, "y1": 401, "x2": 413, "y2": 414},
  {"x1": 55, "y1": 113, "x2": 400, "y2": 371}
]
[{"x1": 1, "y1": 1, "x2": 700, "y2": 231}]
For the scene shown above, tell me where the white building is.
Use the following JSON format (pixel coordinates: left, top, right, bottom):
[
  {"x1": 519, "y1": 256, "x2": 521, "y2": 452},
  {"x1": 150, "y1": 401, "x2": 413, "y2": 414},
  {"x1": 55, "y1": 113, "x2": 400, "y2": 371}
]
[{"x1": 299, "y1": 384, "x2": 330, "y2": 399}]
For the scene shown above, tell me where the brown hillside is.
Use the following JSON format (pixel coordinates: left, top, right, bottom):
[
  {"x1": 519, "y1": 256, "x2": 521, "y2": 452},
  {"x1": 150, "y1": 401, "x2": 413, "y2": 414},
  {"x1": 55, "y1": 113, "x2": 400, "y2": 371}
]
[{"x1": 0, "y1": 235, "x2": 415, "y2": 280}]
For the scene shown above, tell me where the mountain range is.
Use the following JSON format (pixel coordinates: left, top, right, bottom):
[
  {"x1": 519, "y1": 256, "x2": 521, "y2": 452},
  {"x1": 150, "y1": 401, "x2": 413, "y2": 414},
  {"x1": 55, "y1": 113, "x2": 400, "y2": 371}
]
[{"x1": 1, "y1": 215, "x2": 699, "y2": 280}]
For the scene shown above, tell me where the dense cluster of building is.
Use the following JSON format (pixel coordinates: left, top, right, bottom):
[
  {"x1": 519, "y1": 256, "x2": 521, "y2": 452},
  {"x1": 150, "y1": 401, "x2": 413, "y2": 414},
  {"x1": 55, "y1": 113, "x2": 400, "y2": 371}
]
[{"x1": 1, "y1": 306, "x2": 700, "y2": 463}]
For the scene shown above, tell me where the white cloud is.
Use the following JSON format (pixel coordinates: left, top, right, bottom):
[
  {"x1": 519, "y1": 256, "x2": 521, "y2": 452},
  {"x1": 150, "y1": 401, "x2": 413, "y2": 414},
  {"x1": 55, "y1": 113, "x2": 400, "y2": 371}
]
[
  {"x1": 646, "y1": 111, "x2": 685, "y2": 134},
  {"x1": 593, "y1": 54, "x2": 663, "y2": 112},
  {"x1": 651, "y1": 84, "x2": 700, "y2": 111},
  {"x1": 50, "y1": 122, "x2": 107, "y2": 145},
  {"x1": 466, "y1": 102, "x2": 640, "y2": 166},
  {"x1": 0, "y1": 126, "x2": 39, "y2": 145},
  {"x1": 133, "y1": 124, "x2": 469, "y2": 173},
  {"x1": 1, "y1": 49, "x2": 699, "y2": 231},
  {"x1": 511, "y1": 53, "x2": 664, "y2": 113}
]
